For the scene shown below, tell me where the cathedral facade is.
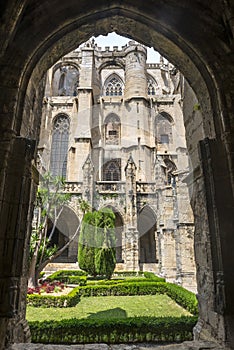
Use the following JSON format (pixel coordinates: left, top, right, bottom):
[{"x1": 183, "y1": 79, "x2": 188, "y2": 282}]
[{"x1": 38, "y1": 39, "x2": 196, "y2": 291}]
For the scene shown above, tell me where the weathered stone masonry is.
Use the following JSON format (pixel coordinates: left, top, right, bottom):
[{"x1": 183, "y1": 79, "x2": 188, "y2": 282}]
[
  {"x1": 0, "y1": 1, "x2": 234, "y2": 348},
  {"x1": 38, "y1": 40, "x2": 196, "y2": 292}
]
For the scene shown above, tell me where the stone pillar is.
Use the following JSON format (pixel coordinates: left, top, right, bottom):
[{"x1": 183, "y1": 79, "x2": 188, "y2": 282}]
[
  {"x1": 0, "y1": 136, "x2": 35, "y2": 349},
  {"x1": 157, "y1": 230, "x2": 163, "y2": 275},
  {"x1": 124, "y1": 155, "x2": 139, "y2": 270},
  {"x1": 125, "y1": 155, "x2": 137, "y2": 226},
  {"x1": 160, "y1": 229, "x2": 177, "y2": 282},
  {"x1": 192, "y1": 138, "x2": 234, "y2": 346},
  {"x1": 124, "y1": 228, "x2": 139, "y2": 271},
  {"x1": 175, "y1": 224, "x2": 196, "y2": 292},
  {"x1": 124, "y1": 41, "x2": 147, "y2": 100},
  {"x1": 74, "y1": 43, "x2": 94, "y2": 182},
  {"x1": 82, "y1": 154, "x2": 94, "y2": 207}
]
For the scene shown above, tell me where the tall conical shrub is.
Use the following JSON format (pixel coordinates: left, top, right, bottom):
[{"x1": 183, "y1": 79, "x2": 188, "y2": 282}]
[
  {"x1": 95, "y1": 246, "x2": 116, "y2": 279},
  {"x1": 95, "y1": 208, "x2": 116, "y2": 279},
  {"x1": 78, "y1": 208, "x2": 116, "y2": 279},
  {"x1": 78, "y1": 212, "x2": 97, "y2": 276}
]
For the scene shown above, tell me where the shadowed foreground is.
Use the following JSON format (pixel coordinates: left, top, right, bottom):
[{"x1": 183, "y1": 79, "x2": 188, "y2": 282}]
[{"x1": 9, "y1": 340, "x2": 223, "y2": 350}]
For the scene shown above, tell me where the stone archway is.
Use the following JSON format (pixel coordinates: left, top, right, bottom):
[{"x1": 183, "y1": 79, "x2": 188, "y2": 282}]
[
  {"x1": 99, "y1": 205, "x2": 124, "y2": 265},
  {"x1": 49, "y1": 205, "x2": 80, "y2": 263},
  {"x1": 0, "y1": 1, "x2": 234, "y2": 348},
  {"x1": 138, "y1": 205, "x2": 157, "y2": 266}
]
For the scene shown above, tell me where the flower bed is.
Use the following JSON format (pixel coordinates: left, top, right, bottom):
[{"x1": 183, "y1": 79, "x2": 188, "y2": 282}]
[
  {"x1": 46, "y1": 270, "x2": 87, "y2": 285},
  {"x1": 27, "y1": 281, "x2": 65, "y2": 295}
]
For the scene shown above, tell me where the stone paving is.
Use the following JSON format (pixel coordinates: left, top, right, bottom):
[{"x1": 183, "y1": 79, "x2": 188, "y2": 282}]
[{"x1": 9, "y1": 341, "x2": 224, "y2": 350}]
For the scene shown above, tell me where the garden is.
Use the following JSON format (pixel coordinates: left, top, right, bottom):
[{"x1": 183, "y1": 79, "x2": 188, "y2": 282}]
[
  {"x1": 26, "y1": 270, "x2": 198, "y2": 344},
  {"x1": 27, "y1": 180, "x2": 198, "y2": 344}
]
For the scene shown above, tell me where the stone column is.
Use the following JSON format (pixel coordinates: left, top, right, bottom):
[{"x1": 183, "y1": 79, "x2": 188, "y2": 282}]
[
  {"x1": 124, "y1": 41, "x2": 147, "y2": 100},
  {"x1": 0, "y1": 136, "x2": 35, "y2": 348},
  {"x1": 192, "y1": 138, "x2": 234, "y2": 346},
  {"x1": 124, "y1": 155, "x2": 139, "y2": 271},
  {"x1": 160, "y1": 229, "x2": 177, "y2": 282},
  {"x1": 82, "y1": 154, "x2": 94, "y2": 207},
  {"x1": 74, "y1": 43, "x2": 94, "y2": 182},
  {"x1": 124, "y1": 228, "x2": 139, "y2": 271},
  {"x1": 175, "y1": 224, "x2": 196, "y2": 292}
]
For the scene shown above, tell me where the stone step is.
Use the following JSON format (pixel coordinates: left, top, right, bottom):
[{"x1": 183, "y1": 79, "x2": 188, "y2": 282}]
[{"x1": 9, "y1": 341, "x2": 225, "y2": 350}]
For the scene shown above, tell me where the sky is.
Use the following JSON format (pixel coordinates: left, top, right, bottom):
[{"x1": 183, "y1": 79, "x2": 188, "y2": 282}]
[{"x1": 92, "y1": 32, "x2": 160, "y2": 63}]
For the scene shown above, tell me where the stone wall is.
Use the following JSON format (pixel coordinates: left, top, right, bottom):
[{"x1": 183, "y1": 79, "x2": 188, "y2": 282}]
[{"x1": 0, "y1": 1, "x2": 234, "y2": 348}]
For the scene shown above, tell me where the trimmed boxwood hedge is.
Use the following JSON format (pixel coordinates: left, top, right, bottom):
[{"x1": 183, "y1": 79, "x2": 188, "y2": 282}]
[
  {"x1": 27, "y1": 287, "x2": 80, "y2": 307},
  {"x1": 47, "y1": 270, "x2": 87, "y2": 285},
  {"x1": 77, "y1": 282, "x2": 198, "y2": 315},
  {"x1": 48, "y1": 270, "x2": 88, "y2": 278},
  {"x1": 113, "y1": 271, "x2": 144, "y2": 277},
  {"x1": 87, "y1": 277, "x2": 165, "y2": 286},
  {"x1": 29, "y1": 316, "x2": 198, "y2": 344},
  {"x1": 46, "y1": 269, "x2": 164, "y2": 286},
  {"x1": 27, "y1": 281, "x2": 198, "y2": 315}
]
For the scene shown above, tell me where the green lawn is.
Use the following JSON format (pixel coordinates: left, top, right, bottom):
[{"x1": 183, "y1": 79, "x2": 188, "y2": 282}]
[{"x1": 26, "y1": 294, "x2": 191, "y2": 322}]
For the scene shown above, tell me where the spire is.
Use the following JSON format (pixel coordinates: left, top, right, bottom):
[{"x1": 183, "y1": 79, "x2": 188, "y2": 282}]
[
  {"x1": 125, "y1": 154, "x2": 137, "y2": 173},
  {"x1": 82, "y1": 154, "x2": 94, "y2": 172}
]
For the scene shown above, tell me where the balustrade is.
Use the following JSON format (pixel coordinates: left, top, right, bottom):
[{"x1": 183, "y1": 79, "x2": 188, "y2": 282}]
[
  {"x1": 62, "y1": 181, "x2": 156, "y2": 195},
  {"x1": 96, "y1": 181, "x2": 125, "y2": 193},
  {"x1": 63, "y1": 182, "x2": 83, "y2": 193},
  {"x1": 136, "y1": 182, "x2": 157, "y2": 194}
]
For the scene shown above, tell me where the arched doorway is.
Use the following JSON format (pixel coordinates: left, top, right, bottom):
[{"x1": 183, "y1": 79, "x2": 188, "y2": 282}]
[{"x1": 0, "y1": 2, "x2": 234, "y2": 347}]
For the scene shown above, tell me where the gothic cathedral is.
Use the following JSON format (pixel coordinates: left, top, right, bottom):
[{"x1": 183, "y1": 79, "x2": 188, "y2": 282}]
[{"x1": 38, "y1": 39, "x2": 196, "y2": 292}]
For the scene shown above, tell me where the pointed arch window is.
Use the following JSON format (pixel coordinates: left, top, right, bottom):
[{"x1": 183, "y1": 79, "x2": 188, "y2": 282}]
[
  {"x1": 53, "y1": 65, "x2": 79, "y2": 96},
  {"x1": 105, "y1": 114, "x2": 121, "y2": 145},
  {"x1": 104, "y1": 74, "x2": 123, "y2": 96},
  {"x1": 155, "y1": 112, "x2": 173, "y2": 145},
  {"x1": 147, "y1": 75, "x2": 158, "y2": 96},
  {"x1": 58, "y1": 73, "x2": 65, "y2": 90},
  {"x1": 103, "y1": 159, "x2": 121, "y2": 181},
  {"x1": 50, "y1": 114, "x2": 70, "y2": 178}
]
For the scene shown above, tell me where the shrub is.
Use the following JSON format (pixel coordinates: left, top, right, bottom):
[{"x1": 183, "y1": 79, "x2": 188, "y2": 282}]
[
  {"x1": 68, "y1": 276, "x2": 87, "y2": 285},
  {"x1": 27, "y1": 286, "x2": 80, "y2": 307},
  {"x1": 47, "y1": 269, "x2": 87, "y2": 279},
  {"x1": 113, "y1": 271, "x2": 144, "y2": 277},
  {"x1": 77, "y1": 282, "x2": 198, "y2": 315},
  {"x1": 78, "y1": 212, "x2": 98, "y2": 277},
  {"x1": 164, "y1": 283, "x2": 198, "y2": 316},
  {"x1": 29, "y1": 316, "x2": 198, "y2": 344},
  {"x1": 78, "y1": 209, "x2": 116, "y2": 279},
  {"x1": 143, "y1": 272, "x2": 166, "y2": 282},
  {"x1": 47, "y1": 270, "x2": 87, "y2": 285},
  {"x1": 27, "y1": 281, "x2": 198, "y2": 315},
  {"x1": 95, "y1": 247, "x2": 116, "y2": 280}
]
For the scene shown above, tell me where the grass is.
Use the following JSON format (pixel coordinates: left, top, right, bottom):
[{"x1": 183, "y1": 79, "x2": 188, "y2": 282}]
[{"x1": 26, "y1": 294, "x2": 191, "y2": 322}]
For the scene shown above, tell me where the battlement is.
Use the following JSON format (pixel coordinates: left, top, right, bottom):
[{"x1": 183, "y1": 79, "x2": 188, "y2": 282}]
[{"x1": 99, "y1": 44, "x2": 128, "y2": 53}]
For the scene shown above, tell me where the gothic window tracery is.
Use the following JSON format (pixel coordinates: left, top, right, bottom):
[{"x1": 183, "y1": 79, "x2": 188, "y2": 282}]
[
  {"x1": 103, "y1": 159, "x2": 121, "y2": 181},
  {"x1": 147, "y1": 75, "x2": 158, "y2": 95},
  {"x1": 104, "y1": 74, "x2": 123, "y2": 96},
  {"x1": 58, "y1": 73, "x2": 65, "y2": 92},
  {"x1": 50, "y1": 114, "x2": 70, "y2": 178},
  {"x1": 104, "y1": 114, "x2": 121, "y2": 145},
  {"x1": 155, "y1": 112, "x2": 173, "y2": 145},
  {"x1": 52, "y1": 65, "x2": 79, "y2": 96}
]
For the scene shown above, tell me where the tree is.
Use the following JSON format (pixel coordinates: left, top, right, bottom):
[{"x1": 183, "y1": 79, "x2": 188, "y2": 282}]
[
  {"x1": 78, "y1": 211, "x2": 98, "y2": 277},
  {"x1": 78, "y1": 208, "x2": 116, "y2": 279},
  {"x1": 28, "y1": 173, "x2": 89, "y2": 288}
]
